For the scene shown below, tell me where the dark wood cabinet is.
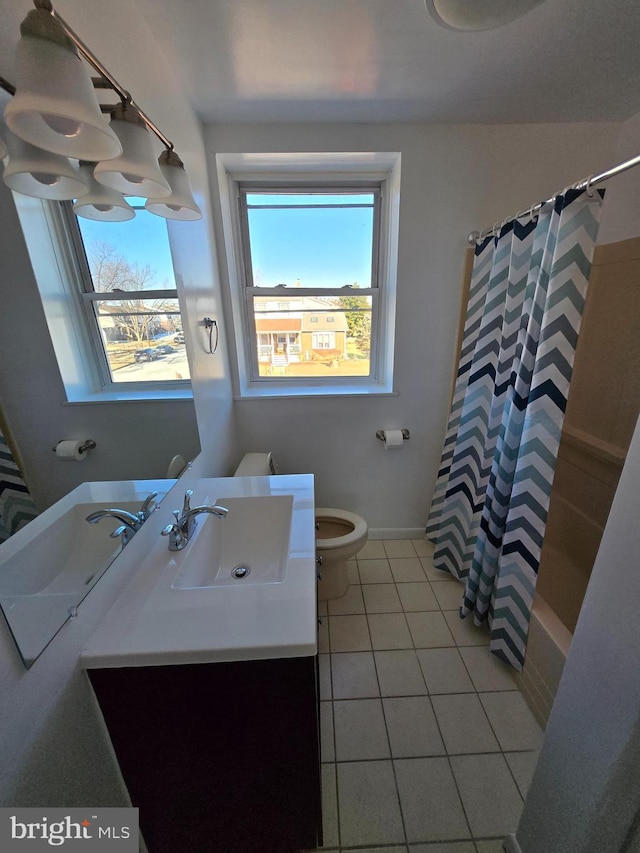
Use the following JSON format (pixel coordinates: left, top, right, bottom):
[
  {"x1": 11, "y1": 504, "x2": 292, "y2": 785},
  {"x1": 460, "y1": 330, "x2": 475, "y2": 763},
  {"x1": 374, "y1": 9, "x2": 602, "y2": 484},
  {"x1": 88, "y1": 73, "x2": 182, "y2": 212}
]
[{"x1": 89, "y1": 655, "x2": 322, "y2": 853}]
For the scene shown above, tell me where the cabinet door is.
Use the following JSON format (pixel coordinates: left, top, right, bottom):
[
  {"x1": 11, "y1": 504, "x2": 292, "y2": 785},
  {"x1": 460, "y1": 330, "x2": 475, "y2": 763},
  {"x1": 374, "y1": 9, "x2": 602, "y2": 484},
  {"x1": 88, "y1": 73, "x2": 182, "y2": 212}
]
[{"x1": 89, "y1": 656, "x2": 322, "y2": 853}]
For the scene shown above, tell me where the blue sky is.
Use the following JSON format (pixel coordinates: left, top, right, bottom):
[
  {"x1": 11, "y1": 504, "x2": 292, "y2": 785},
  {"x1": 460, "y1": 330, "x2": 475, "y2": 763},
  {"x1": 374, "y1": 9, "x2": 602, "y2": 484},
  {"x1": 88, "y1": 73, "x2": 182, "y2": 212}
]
[
  {"x1": 247, "y1": 193, "x2": 374, "y2": 288},
  {"x1": 77, "y1": 193, "x2": 374, "y2": 291},
  {"x1": 77, "y1": 199, "x2": 177, "y2": 289}
]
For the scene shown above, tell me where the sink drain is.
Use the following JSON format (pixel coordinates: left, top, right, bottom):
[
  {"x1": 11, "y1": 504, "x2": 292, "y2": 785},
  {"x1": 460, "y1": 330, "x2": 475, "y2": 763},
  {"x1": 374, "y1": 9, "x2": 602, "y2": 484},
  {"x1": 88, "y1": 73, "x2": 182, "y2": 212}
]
[{"x1": 232, "y1": 565, "x2": 251, "y2": 579}]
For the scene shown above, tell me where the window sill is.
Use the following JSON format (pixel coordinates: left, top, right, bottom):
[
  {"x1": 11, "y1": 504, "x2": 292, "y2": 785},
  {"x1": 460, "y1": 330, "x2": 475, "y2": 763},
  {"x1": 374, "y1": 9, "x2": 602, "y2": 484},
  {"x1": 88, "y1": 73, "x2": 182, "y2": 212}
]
[
  {"x1": 234, "y1": 381, "x2": 397, "y2": 400},
  {"x1": 63, "y1": 387, "x2": 194, "y2": 405}
]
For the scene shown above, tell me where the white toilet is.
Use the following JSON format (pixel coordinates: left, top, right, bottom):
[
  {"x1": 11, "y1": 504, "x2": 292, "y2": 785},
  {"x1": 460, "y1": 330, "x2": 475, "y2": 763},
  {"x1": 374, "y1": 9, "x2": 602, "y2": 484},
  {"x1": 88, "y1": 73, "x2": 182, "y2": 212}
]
[
  {"x1": 314, "y1": 508, "x2": 368, "y2": 600},
  {"x1": 234, "y1": 453, "x2": 368, "y2": 600}
]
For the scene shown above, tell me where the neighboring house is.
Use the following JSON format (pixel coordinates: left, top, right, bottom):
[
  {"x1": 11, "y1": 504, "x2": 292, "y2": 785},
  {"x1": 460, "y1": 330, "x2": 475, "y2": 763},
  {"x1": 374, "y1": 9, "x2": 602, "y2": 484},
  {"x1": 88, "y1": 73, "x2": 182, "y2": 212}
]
[{"x1": 254, "y1": 295, "x2": 349, "y2": 365}]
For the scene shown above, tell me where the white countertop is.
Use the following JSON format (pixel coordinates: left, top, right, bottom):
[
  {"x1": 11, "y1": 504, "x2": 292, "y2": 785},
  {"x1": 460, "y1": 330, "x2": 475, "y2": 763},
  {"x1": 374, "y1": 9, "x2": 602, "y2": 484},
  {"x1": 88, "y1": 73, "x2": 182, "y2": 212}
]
[{"x1": 81, "y1": 474, "x2": 317, "y2": 669}]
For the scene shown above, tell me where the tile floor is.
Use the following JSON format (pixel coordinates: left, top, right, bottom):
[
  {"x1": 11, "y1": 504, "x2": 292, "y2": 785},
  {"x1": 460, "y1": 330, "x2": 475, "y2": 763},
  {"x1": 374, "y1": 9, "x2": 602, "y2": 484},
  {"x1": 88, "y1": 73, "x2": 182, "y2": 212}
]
[{"x1": 309, "y1": 538, "x2": 543, "y2": 853}]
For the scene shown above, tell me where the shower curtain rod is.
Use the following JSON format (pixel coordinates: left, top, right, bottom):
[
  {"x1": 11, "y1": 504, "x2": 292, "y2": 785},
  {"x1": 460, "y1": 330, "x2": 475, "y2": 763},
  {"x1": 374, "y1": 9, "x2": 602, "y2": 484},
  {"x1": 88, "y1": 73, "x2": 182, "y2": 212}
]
[{"x1": 467, "y1": 151, "x2": 640, "y2": 244}]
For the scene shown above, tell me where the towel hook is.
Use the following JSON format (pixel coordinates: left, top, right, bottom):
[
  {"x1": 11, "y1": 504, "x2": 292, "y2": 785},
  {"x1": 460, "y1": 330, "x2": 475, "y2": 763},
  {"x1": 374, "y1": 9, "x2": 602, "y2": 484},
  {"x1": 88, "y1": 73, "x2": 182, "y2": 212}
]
[{"x1": 203, "y1": 317, "x2": 218, "y2": 354}]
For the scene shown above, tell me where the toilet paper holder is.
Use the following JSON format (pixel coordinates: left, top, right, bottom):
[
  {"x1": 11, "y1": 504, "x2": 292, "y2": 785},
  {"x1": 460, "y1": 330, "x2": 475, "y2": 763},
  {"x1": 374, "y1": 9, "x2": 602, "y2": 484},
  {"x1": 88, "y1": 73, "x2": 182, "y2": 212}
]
[
  {"x1": 376, "y1": 429, "x2": 410, "y2": 442},
  {"x1": 51, "y1": 439, "x2": 96, "y2": 455}
]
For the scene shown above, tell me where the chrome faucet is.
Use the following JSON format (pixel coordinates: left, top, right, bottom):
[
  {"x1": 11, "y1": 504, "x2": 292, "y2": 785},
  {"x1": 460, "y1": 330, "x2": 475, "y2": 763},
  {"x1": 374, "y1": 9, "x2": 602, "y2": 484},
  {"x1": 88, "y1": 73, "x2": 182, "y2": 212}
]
[
  {"x1": 85, "y1": 492, "x2": 158, "y2": 549},
  {"x1": 161, "y1": 494, "x2": 229, "y2": 551},
  {"x1": 86, "y1": 508, "x2": 143, "y2": 531}
]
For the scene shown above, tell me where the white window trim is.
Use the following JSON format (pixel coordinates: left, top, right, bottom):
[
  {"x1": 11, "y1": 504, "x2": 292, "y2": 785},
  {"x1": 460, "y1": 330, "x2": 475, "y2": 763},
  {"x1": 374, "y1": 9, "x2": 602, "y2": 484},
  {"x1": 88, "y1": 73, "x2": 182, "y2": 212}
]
[
  {"x1": 216, "y1": 152, "x2": 401, "y2": 399},
  {"x1": 12, "y1": 193, "x2": 192, "y2": 403}
]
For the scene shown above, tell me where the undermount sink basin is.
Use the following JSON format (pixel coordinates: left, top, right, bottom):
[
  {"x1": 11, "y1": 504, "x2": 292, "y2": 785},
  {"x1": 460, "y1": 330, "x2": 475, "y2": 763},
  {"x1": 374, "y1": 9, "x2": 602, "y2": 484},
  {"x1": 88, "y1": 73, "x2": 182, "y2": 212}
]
[
  {"x1": 171, "y1": 495, "x2": 293, "y2": 589},
  {"x1": 0, "y1": 501, "x2": 142, "y2": 598}
]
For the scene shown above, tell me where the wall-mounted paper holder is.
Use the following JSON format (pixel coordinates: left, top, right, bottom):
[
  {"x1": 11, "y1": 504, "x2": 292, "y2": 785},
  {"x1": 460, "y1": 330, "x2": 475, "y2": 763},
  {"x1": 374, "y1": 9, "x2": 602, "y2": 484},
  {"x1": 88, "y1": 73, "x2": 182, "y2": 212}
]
[
  {"x1": 51, "y1": 439, "x2": 96, "y2": 454},
  {"x1": 376, "y1": 429, "x2": 410, "y2": 442}
]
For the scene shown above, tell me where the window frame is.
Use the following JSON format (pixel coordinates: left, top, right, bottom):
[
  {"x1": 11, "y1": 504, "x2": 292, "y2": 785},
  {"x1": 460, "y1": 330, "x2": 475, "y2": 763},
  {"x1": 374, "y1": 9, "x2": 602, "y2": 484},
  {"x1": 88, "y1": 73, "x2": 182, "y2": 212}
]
[{"x1": 216, "y1": 153, "x2": 401, "y2": 399}]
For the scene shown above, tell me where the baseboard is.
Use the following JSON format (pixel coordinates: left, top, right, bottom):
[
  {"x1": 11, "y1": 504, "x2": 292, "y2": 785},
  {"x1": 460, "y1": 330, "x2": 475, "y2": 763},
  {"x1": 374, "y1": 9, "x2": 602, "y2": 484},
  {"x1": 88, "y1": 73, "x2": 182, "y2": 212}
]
[{"x1": 368, "y1": 527, "x2": 427, "y2": 540}]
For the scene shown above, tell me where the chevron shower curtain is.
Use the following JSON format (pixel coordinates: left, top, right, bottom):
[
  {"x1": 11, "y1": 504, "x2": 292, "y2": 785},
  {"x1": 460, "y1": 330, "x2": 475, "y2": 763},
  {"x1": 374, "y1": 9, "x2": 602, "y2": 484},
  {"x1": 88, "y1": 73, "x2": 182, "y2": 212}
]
[
  {"x1": 0, "y1": 421, "x2": 38, "y2": 544},
  {"x1": 427, "y1": 188, "x2": 605, "y2": 670}
]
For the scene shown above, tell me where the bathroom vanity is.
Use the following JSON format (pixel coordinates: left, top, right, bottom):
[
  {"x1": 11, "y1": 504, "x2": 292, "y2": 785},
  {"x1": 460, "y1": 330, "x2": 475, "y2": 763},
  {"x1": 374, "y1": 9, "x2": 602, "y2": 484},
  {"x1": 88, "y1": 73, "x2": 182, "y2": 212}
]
[{"x1": 81, "y1": 474, "x2": 321, "y2": 853}]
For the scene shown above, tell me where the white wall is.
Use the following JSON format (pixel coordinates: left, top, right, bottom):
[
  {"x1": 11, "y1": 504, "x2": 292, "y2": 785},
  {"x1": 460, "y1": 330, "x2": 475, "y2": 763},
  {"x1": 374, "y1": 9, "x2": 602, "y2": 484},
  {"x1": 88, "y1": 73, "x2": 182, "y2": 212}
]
[
  {"x1": 597, "y1": 111, "x2": 640, "y2": 245},
  {"x1": 206, "y1": 121, "x2": 620, "y2": 533}
]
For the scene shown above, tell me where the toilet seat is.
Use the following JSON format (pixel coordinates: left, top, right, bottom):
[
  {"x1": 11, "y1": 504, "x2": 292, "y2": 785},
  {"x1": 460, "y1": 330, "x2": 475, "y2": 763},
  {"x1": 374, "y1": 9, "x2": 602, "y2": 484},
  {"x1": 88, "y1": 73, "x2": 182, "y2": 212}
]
[{"x1": 315, "y1": 508, "x2": 367, "y2": 551}]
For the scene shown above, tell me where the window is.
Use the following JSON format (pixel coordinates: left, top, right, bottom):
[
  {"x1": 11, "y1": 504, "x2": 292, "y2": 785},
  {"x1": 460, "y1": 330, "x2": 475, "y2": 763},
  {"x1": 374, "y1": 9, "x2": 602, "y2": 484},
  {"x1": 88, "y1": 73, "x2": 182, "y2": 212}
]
[
  {"x1": 71, "y1": 200, "x2": 190, "y2": 387},
  {"x1": 238, "y1": 185, "x2": 377, "y2": 382},
  {"x1": 217, "y1": 153, "x2": 400, "y2": 398}
]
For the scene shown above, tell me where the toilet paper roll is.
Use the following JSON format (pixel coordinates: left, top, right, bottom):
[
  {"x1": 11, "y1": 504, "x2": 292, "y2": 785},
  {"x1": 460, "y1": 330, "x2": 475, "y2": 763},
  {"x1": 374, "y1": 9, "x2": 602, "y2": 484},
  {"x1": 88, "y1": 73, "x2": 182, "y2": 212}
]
[
  {"x1": 383, "y1": 430, "x2": 404, "y2": 450},
  {"x1": 55, "y1": 440, "x2": 86, "y2": 461}
]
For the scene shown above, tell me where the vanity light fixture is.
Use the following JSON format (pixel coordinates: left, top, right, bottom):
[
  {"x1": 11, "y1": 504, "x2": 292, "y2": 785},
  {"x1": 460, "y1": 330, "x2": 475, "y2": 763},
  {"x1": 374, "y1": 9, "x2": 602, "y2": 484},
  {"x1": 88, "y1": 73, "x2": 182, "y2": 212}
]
[
  {"x1": 4, "y1": 0, "x2": 121, "y2": 161},
  {"x1": 145, "y1": 149, "x2": 202, "y2": 221},
  {"x1": 3, "y1": 127, "x2": 89, "y2": 200},
  {"x1": 72, "y1": 161, "x2": 135, "y2": 221},
  {"x1": 425, "y1": 0, "x2": 547, "y2": 31},
  {"x1": 93, "y1": 103, "x2": 171, "y2": 199},
  {"x1": 2, "y1": 0, "x2": 201, "y2": 221}
]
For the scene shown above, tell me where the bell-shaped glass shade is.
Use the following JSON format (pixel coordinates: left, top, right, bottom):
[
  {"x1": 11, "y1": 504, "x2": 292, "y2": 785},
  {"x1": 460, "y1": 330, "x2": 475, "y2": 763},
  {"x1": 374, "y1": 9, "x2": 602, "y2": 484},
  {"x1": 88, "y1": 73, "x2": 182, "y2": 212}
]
[
  {"x1": 0, "y1": 133, "x2": 7, "y2": 161},
  {"x1": 5, "y1": 31, "x2": 122, "y2": 161},
  {"x1": 145, "y1": 151, "x2": 202, "y2": 221},
  {"x1": 73, "y1": 162, "x2": 135, "y2": 221},
  {"x1": 3, "y1": 128, "x2": 89, "y2": 200},
  {"x1": 425, "y1": 0, "x2": 546, "y2": 30},
  {"x1": 94, "y1": 111, "x2": 171, "y2": 199}
]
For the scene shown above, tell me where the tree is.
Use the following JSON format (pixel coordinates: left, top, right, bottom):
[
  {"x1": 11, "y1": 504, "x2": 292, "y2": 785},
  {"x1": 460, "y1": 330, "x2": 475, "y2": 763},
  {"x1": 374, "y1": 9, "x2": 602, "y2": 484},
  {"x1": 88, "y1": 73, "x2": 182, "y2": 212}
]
[
  {"x1": 87, "y1": 242, "x2": 174, "y2": 345},
  {"x1": 338, "y1": 283, "x2": 371, "y2": 355}
]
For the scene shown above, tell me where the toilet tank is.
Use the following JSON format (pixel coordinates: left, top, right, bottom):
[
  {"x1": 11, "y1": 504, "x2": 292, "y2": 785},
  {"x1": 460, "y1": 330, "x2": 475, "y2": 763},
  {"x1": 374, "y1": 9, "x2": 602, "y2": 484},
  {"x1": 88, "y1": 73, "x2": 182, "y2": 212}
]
[{"x1": 234, "y1": 452, "x2": 276, "y2": 476}]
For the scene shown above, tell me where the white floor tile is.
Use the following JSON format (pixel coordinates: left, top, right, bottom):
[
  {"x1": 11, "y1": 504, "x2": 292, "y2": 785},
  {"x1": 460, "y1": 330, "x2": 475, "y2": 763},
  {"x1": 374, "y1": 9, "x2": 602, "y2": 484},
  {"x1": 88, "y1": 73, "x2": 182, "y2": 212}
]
[
  {"x1": 397, "y1": 582, "x2": 440, "y2": 612},
  {"x1": 411, "y1": 538, "x2": 435, "y2": 558},
  {"x1": 390, "y1": 558, "x2": 428, "y2": 583},
  {"x1": 321, "y1": 763, "x2": 339, "y2": 849},
  {"x1": 431, "y1": 694, "x2": 500, "y2": 755},
  {"x1": 410, "y1": 843, "x2": 476, "y2": 852},
  {"x1": 327, "y1": 584, "x2": 365, "y2": 615},
  {"x1": 358, "y1": 558, "x2": 394, "y2": 583},
  {"x1": 328, "y1": 615, "x2": 371, "y2": 652},
  {"x1": 374, "y1": 649, "x2": 428, "y2": 697},
  {"x1": 504, "y1": 750, "x2": 540, "y2": 798},
  {"x1": 348, "y1": 561, "x2": 360, "y2": 584},
  {"x1": 337, "y1": 760, "x2": 405, "y2": 847},
  {"x1": 318, "y1": 617, "x2": 330, "y2": 653},
  {"x1": 383, "y1": 696, "x2": 445, "y2": 757},
  {"x1": 319, "y1": 653, "x2": 332, "y2": 700},
  {"x1": 320, "y1": 701, "x2": 335, "y2": 762},
  {"x1": 443, "y1": 610, "x2": 490, "y2": 646},
  {"x1": 363, "y1": 583, "x2": 403, "y2": 613},
  {"x1": 334, "y1": 698, "x2": 390, "y2": 761},
  {"x1": 420, "y1": 556, "x2": 458, "y2": 583},
  {"x1": 331, "y1": 651, "x2": 380, "y2": 699},
  {"x1": 384, "y1": 539, "x2": 418, "y2": 558},
  {"x1": 450, "y1": 753, "x2": 523, "y2": 838},
  {"x1": 406, "y1": 611, "x2": 455, "y2": 648},
  {"x1": 479, "y1": 692, "x2": 544, "y2": 751},
  {"x1": 357, "y1": 540, "x2": 387, "y2": 559},
  {"x1": 394, "y1": 757, "x2": 470, "y2": 842},
  {"x1": 432, "y1": 581, "x2": 466, "y2": 611},
  {"x1": 459, "y1": 647, "x2": 517, "y2": 692},
  {"x1": 368, "y1": 613, "x2": 414, "y2": 650},
  {"x1": 475, "y1": 841, "x2": 509, "y2": 853},
  {"x1": 416, "y1": 648, "x2": 475, "y2": 694}
]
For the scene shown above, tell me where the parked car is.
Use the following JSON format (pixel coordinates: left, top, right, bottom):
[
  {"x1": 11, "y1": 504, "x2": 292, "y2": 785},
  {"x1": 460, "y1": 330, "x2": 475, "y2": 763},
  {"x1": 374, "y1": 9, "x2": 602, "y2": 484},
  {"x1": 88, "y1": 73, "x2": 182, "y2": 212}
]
[
  {"x1": 155, "y1": 344, "x2": 175, "y2": 354},
  {"x1": 173, "y1": 332, "x2": 185, "y2": 344},
  {"x1": 134, "y1": 348, "x2": 160, "y2": 362}
]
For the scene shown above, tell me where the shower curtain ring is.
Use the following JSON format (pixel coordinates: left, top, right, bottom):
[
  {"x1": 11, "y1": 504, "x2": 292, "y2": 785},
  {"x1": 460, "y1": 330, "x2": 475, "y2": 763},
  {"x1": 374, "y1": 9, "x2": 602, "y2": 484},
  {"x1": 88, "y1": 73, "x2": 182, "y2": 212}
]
[{"x1": 585, "y1": 175, "x2": 595, "y2": 197}]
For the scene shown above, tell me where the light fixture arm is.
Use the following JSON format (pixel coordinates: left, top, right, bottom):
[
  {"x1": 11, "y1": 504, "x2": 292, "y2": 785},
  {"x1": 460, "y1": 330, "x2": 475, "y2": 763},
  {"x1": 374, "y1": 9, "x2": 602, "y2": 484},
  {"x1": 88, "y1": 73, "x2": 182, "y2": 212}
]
[{"x1": 33, "y1": 0, "x2": 174, "y2": 152}]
